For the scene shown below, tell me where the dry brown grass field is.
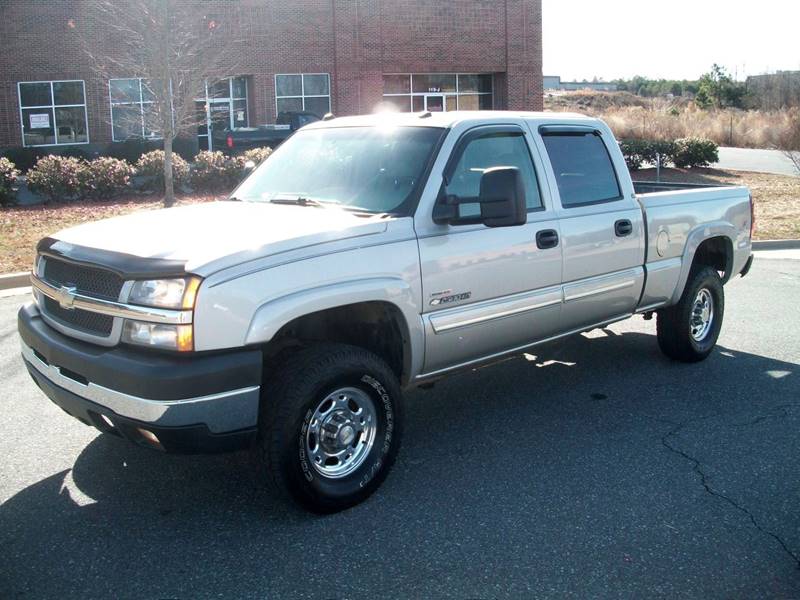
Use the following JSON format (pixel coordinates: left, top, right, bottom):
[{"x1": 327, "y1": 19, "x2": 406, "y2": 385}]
[{"x1": 545, "y1": 91, "x2": 799, "y2": 150}]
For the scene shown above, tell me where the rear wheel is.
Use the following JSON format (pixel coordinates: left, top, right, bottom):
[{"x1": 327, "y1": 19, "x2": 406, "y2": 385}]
[
  {"x1": 259, "y1": 343, "x2": 403, "y2": 513},
  {"x1": 657, "y1": 266, "x2": 724, "y2": 362}
]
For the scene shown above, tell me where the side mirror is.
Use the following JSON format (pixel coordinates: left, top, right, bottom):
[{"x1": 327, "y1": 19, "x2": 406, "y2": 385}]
[
  {"x1": 477, "y1": 167, "x2": 527, "y2": 227},
  {"x1": 433, "y1": 166, "x2": 527, "y2": 228}
]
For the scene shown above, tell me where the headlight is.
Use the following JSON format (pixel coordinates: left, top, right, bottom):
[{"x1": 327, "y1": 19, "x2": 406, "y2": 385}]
[
  {"x1": 128, "y1": 276, "x2": 201, "y2": 309},
  {"x1": 124, "y1": 276, "x2": 200, "y2": 351},
  {"x1": 122, "y1": 321, "x2": 194, "y2": 352}
]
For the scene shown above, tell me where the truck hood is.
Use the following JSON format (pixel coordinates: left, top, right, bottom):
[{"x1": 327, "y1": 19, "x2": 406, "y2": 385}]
[{"x1": 50, "y1": 201, "x2": 390, "y2": 274}]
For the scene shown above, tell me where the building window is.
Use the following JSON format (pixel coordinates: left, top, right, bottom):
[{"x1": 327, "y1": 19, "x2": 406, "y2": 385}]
[
  {"x1": 275, "y1": 74, "x2": 331, "y2": 118},
  {"x1": 18, "y1": 80, "x2": 88, "y2": 147},
  {"x1": 196, "y1": 76, "x2": 250, "y2": 151},
  {"x1": 381, "y1": 74, "x2": 493, "y2": 113},
  {"x1": 109, "y1": 78, "x2": 163, "y2": 141}
]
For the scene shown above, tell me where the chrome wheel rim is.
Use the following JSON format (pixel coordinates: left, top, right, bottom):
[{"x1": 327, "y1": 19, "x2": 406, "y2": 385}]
[
  {"x1": 305, "y1": 386, "x2": 377, "y2": 479},
  {"x1": 690, "y1": 288, "x2": 714, "y2": 341}
]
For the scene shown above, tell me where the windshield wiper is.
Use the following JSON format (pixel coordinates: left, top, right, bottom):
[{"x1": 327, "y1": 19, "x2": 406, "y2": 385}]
[{"x1": 269, "y1": 194, "x2": 338, "y2": 207}]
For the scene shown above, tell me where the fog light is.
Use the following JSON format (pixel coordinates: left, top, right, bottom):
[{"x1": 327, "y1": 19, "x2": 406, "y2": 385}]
[
  {"x1": 136, "y1": 427, "x2": 163, "y2": 449},
  {"x1": 99, "y1": 414, "x2": 115, "y2": 429}
]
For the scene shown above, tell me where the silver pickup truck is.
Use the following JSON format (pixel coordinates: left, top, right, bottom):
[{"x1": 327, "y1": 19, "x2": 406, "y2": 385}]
[{"x1": 19, "y1": 111, "x2": 754, "y2": 512}]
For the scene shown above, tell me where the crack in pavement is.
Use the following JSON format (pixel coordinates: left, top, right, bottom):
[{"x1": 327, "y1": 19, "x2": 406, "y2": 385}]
[{"x1": 661, "y1": 417, "x2": 800, "y2": 570}]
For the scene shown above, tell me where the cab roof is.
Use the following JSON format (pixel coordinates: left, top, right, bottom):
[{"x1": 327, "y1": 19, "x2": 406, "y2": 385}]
[{"x1": 304, "y1": 110, "x2": 602, "y2": 130}]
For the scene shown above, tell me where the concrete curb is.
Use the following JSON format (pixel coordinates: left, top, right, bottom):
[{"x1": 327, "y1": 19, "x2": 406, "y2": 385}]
[
  {"x1": 752, "y1": 240, "x2": 800, "y2": 250},
  {"x1": 0, "y1": 272, "x2": 29, "y2": 291}
]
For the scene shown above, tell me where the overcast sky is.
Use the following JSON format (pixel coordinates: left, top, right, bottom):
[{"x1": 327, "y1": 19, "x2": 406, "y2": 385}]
[{"x1": 543, "y1": 0, "x2": 800, "y2": 81}]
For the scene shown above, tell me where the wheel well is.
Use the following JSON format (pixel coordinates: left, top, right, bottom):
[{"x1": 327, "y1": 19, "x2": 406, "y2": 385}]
[
  {"x1": 263, "y1": 301, "x2": 410, "y2": 384},
  {"x1": 692, "y1": 236, "x2": 733, "y2": 283}
]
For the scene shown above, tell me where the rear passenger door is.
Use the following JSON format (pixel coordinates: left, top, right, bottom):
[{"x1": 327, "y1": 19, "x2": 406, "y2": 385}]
[
  {"x1": 416, "y1": 124, "x2": 563, "y2": 375},
  {"x1": 536, "y1": 125, "x2": 645, "y2": 331}
]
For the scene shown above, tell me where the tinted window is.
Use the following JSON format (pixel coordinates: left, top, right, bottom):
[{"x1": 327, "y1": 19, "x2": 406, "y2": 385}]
[
  {"x1": 234, "y1": 126, "x2": 443, "y2": 216},
  {"x1": 542, "y1": 133, "x2": 621, "y2": 207},
  {"x1": 446, "y1": 133, "x2": 542, "y2": 211}
]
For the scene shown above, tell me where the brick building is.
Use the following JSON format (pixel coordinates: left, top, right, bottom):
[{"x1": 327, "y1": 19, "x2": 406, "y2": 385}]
[{"x1": 0, "y1": 0, "x2": 543, "y2": 153}]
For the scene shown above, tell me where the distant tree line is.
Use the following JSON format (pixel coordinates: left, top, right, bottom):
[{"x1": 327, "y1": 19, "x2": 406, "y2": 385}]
[
  {"x1": 614, "y1": 65, "x2": 746, "y2": 108},
  {"x1": 614, "y1": 76, "x2": 700, "y2": 98}
]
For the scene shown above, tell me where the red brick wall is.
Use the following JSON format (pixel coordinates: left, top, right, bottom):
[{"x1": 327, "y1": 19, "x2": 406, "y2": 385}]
[{"x1": 0, "y1": 0, "x2": 543, "y2": 149}]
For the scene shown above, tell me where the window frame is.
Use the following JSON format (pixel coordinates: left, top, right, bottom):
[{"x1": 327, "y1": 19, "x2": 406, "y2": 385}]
[
  {"x1": 439, "y1": 124, "x2": 545, "y2": 215},
  {"x1": 17, "y1": 80, "x2": 89, "y2": 147},
  {"x1": 382, "y1": 73, "x2": 494, "y2": 112},
  {"x1": 108, "y1": 77, "x2": 165, "y2": 142},
  {"x1": 274, "y1": 73, "x2": 331, "y2": 116},
  {"x1": 539, "y1": 127, "x2": 624, "y2": 209}
]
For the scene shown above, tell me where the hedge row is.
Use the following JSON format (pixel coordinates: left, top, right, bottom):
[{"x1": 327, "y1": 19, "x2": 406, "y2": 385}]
[
  {"x1": 1, "y1": 147, "x2": 272, "y2": 205},
  {"x1": 0, "y1": 157, "x2": 19, "y2": 207},
  {"x1": 619, "y1": 137, "x2": 719, "y2": 170}
]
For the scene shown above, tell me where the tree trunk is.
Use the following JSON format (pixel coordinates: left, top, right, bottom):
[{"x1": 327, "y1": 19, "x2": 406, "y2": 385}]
[{"x1": 163, "y1": 136, "x2": 174, "y2": 208}]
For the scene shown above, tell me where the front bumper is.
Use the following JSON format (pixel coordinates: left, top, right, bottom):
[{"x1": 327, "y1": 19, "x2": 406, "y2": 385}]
[{"x1": 19, "y1": 302, "x2": 262, "y2": 453}]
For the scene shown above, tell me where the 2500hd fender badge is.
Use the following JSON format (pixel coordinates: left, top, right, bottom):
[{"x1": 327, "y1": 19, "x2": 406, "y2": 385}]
[{"x1": 430, "y1": 291, "x2": 472, "y2": 306}]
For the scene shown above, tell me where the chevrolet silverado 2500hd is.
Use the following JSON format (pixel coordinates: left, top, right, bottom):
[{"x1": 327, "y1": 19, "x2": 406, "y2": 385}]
[{"x1": 19, "y1": 111, "x2": 754, "y2": 513}]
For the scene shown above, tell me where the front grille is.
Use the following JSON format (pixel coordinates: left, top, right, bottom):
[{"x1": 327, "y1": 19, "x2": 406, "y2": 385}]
[
  {"x1": 43, "y1": 258, "x2": 124, "y2": 301},
  {"x1": 39, "y1": 257, "x2": 123, "y2": 339},
  {"x1": 42, "y1": 297, "x2": 115, "y2": 336}
]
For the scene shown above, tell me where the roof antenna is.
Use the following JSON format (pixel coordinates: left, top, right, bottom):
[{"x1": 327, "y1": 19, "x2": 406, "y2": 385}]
[
  {"x1": 419, "y1": 111, "x2": 432, "y2": 119},
  {"x1": 322, "y1": 112, "x2": 335, "y2": 121}
]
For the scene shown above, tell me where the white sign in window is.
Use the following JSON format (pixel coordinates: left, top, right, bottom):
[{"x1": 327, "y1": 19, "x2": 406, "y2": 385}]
[{"x1": 29, "y1": 113, "x2": 50, "y2": 129}]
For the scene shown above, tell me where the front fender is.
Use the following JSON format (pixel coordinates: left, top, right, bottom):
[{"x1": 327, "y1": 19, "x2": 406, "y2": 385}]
[{"x1": 244, "y1": 277, "x2": 425, "y2": 379}]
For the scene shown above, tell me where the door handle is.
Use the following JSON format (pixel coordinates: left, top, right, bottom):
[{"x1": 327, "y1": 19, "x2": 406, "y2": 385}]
[
  {"x1": 615, "y1": 219, "x2": 633, "y2": 237},
  {"x1": 536, "y1": 229, "x2": 559, "y2": 249}
]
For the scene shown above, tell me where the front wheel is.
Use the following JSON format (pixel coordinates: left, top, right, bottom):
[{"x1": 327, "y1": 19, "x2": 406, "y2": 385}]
[
  {"x1": 259, "y1": 344, "x2": 403, "y2": 513},
  {"x1": 656, "y1": 266, "x2": 725, "y2": 362}
]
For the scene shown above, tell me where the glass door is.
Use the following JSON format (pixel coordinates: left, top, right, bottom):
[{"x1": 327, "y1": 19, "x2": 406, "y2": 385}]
[{"x1": 424, "y1": 95, "x2": 446, "y2": 112}]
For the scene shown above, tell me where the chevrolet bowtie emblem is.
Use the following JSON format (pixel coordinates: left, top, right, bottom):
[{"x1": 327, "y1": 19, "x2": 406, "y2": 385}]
[{"x1": 55, "y1": 285, "x2": 77, "y2": 310}]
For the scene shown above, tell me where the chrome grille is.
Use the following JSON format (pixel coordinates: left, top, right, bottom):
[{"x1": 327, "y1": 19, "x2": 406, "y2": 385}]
[
  {"x1": 39, "y1": 257, "x2": 124, "y2": 339},
  {"x1": 42, "y1": 296, "x2": 115, "y2": 336},
  {"x1": 43, "y1": 258, "x2": 124, "y2": 301}
]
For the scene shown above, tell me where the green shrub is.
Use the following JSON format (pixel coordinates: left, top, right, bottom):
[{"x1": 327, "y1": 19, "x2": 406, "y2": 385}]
[
  {"x1": 191, "y1": 147, "x2": 272, "y2": 192},
  {"x1": 619, "y1": 139, "x2": 676, "y2": 170},
  {"x1": 642, "y1": 140, "x2": 676, "y2": 168},
  {"x1": 241, "y1": 146, "x2": 272, "y2": 167},
  {"x1": 0, "y1": 157, "x2": 19, "y2": 207},
  {"x1": 3, "y1": 147, "x2": 44, "y2": 172},
  {"x1": 191, "y1": 150, "x2": 241, "y2": 191},
  {"x1": 673, "y1": 137, "x2": 719, "y2": 168},
  {"x1": 80, "y1": 157, "x2": 133, "y2": 199},
  {"x1": 26, "y1": 155, "x2": 86, "y2": 201},
  {"x1": 619, "y1": 139, "x2": 648, "y2": 170},
  {"x1": 135, "y1": 150, "x2": 189, "y2": 191}
]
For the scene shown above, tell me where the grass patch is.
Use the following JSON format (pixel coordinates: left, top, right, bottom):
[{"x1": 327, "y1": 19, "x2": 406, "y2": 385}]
[
  {"x1": 0, "y1": 194, "x2": 218, "y2": 273},
  {"x1": 633, "y1": 167, "x2": 800, "y2": 240}
]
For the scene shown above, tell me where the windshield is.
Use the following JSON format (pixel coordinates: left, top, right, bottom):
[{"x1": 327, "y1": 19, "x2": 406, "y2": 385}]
[{"x1": 233, "y1": 125, "x2": 444, "y2": 215}]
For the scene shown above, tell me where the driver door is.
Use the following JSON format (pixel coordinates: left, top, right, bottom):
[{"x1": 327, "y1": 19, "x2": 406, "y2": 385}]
[{"x1": 417, "y1": 125, "x2": 563, "y2": 375}]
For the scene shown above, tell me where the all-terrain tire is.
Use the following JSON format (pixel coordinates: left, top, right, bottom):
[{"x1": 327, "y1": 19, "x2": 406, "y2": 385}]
[
  {"x1": 259, "y1": 343, "x2": 403, "y2": 513},
  {"x1": 656, "y1": 266, "x2": 725, "y2": 362}
]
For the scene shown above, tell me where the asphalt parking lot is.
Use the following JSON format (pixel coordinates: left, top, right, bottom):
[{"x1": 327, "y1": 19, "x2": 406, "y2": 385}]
[{"x1": 1, "y1": 254, "x2": 798, "y2": 599}]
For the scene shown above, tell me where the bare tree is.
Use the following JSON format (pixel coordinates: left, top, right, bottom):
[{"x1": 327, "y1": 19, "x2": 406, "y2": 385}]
[{"x1": 81, "y1": 1, "x2": 241, "y2": 206}]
